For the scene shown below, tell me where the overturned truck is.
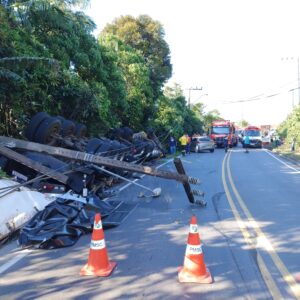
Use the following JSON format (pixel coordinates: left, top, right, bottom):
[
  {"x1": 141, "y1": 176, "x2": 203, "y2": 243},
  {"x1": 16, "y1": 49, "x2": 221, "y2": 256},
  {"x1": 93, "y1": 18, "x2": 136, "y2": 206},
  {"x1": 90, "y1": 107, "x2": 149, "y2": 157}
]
[
  {"x1": 1, "y1": 112, "x2": 204, "y2": 204},
  {"x1": 0, "y1": 113, "x2": 206, "y2": 248},
  {"x1": 0, "y1": 136, "x2": 204, "y2": 205}
]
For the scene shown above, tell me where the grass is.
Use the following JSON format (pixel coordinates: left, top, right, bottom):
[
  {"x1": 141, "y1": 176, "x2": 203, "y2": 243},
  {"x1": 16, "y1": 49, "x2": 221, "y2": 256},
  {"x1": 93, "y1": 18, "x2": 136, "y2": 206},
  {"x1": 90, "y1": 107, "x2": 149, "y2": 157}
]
[{"x1": 272, "y1": 144, "x2": 300, "y2": 163}]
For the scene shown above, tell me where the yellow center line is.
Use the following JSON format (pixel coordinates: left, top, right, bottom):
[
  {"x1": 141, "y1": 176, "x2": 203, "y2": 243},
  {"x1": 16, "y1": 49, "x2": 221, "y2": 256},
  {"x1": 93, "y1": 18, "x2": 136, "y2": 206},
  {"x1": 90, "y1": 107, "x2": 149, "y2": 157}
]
[
  {"x1": 222, "y1": 152, "x2": 283, "y2": 300},
  {"x1": 226, "y1": 151, "x2": 300, "y2": 299}
]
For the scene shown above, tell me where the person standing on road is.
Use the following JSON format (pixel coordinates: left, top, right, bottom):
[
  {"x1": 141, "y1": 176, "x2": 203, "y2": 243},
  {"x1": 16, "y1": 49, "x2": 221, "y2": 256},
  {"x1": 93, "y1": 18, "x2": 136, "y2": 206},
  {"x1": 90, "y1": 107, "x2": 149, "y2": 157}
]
[
  {"x1": 169, "y1": 136, "x2": 177, "y2": 155},
  {"x1": 179, "y1": 134, "x2": 188, "y2": 156},
  {"x1": 291, "y1": 137, "x2": 296, "y2": 152},
  {"x1": 186, "y1": 134, "x2": 191, "y2": 154},
  {"x1": 224, "y1": 136, "x2": 229, "y2": 152},
  {"x1": 244, "y1": 133, "x2": 250, "y2": 153},
  {"x1": 228, "y1": 134, "x2": 232, "y2": 148}
]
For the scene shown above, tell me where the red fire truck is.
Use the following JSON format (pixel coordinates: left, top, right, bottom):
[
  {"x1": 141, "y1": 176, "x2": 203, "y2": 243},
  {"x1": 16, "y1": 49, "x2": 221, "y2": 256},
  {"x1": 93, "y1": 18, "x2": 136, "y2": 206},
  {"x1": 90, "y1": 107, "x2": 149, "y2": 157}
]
[{"x1": 210, "y1": 120, "x2": 238, "y2": 148}]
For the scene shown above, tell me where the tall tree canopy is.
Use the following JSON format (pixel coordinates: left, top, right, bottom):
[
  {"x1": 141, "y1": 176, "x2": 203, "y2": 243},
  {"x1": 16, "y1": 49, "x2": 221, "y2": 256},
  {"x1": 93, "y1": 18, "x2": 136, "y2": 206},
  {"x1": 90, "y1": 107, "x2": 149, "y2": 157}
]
[
  {"x1": 99, "y1": 35, "x2": 153, "y2": 129},
  {"x1": 102, "y1": 15, "x2": 172, "y2": 99},
  {"x1": 154, "y1": 84, "x2": 203, "y2": 139}
]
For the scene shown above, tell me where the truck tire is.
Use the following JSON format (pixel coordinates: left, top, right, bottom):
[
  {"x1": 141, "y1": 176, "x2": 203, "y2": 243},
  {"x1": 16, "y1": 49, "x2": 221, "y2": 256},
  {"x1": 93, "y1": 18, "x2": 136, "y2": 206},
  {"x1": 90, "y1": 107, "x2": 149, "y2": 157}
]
[
  {"x1": 25, "y1": 112, "x2": 50, "y2": 141},
  {"x1": 86, "y1": 138, "x2": 103, "y2": 154},
  {"x1": 61, "y1": 120, "x2": 76, "y2": 137},
  {"x1": 121, "y1": 127, "x2": 133, "y2": 140},
  {"x1": 95, "y1": 141, "x2": 113, "y2": 157},
  {"x1": 74, "y1": 123, "x2": 87, "y2": 138},
  {"x1": 34, "y1": 117, "x2": 61, "y2": 145},
  {"x1": 109, "y1": 140, "x2": 124, "y2": 155},
  {"x1": 55, "y1": 116, "x2": 65, "y2": 123}
]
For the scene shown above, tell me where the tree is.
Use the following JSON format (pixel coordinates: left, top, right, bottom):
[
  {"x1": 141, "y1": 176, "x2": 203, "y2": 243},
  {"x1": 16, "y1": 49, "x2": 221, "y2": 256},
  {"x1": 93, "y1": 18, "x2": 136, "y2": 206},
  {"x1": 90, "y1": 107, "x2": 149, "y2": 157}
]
[
  {"x1": 202, "y1": 109, "x2": 222, "y2": 133},
  {"x1": 237, "y1": 119, "x2": 249, "y2": 128},
  {"x1": 102, "y1": 15, "x2": 172, "y2": 100},
  {"x1": 0, "y1": 1, "x2": 133, "y2": 136},
  {"x1": 154, "y1": 83, "x2": 203, "y2": 140},
  {"x1": 0, "y1": 4, "x2": 61, "y2": 135},
  {"x1": 277, "y1": 104, "x2": 300, "y2": 148}
]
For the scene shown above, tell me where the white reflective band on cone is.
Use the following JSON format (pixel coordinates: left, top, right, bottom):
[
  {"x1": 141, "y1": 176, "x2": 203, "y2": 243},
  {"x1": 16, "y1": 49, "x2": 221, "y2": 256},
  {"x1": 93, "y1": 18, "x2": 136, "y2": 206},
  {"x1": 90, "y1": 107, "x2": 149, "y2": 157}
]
[
  {"x1": 186, "y1": 244, "x2": 202, "y2": 255},
  {"x1": 189, "y1": 224, "x2": 198, "y2": 233},
  {"x1": 93, "y1": 221, "x2": 103, "y2": 230},
  {"x1": 90, "y1": 239, "x2": 105, "y2": 250}
]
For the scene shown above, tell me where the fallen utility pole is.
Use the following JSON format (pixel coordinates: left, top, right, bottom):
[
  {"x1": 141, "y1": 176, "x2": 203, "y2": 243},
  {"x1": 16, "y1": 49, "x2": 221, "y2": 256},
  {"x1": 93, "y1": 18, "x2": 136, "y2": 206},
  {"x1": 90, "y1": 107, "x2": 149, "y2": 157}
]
[
  {"x1": 0, "y1": 136, "x2": 201, "y2": 185},
  {"x1": 174, "y1": 158, "x2": 206, "y2": 206}
]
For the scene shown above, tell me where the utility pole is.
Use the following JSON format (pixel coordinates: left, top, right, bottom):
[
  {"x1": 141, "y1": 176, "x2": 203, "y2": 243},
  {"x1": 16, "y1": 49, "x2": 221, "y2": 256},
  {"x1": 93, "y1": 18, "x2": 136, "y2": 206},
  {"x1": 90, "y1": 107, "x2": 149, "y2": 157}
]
[
  {"x1": 187, "y1": 87, "x2": 202, "y2": 108},
  {"x1": 297, "y1": 56, "x2": 300, "y2": 105},
  {"x1": 282, "y1": 57, "x2": 300, "y2": 105}
]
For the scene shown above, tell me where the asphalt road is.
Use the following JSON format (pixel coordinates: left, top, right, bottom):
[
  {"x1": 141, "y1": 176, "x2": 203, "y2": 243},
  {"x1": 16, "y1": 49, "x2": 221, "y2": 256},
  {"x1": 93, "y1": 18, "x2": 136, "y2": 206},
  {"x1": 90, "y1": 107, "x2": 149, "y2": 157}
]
[{"x1": 0, "y1": 145, "x2": 300, "y2": 299}]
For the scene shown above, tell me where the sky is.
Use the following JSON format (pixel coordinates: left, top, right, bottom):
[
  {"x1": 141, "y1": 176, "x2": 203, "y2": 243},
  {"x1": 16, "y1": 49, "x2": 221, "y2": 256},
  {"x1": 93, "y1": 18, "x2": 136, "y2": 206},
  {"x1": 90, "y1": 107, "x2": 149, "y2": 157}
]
[{"x1": 84, "y1": 0, "x2": 300, "y2": 126}]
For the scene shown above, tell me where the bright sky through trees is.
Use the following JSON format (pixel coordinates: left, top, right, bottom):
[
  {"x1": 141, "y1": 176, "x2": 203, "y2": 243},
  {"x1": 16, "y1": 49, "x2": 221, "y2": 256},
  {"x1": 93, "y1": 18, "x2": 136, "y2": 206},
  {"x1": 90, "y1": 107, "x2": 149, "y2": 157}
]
[{"x1": 85, "y1": 0, "x2": 300, "y2": 126}]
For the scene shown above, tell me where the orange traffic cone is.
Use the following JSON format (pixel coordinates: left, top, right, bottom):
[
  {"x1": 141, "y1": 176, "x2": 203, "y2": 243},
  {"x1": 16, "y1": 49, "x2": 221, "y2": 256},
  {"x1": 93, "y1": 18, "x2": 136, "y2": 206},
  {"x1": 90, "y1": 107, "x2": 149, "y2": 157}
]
[
  {"x1": 178, "y1": 215, "x2": 213, "y2": 283},
  {"x1": 80, "y1": 213, "x2": 117, "y2": 277}
]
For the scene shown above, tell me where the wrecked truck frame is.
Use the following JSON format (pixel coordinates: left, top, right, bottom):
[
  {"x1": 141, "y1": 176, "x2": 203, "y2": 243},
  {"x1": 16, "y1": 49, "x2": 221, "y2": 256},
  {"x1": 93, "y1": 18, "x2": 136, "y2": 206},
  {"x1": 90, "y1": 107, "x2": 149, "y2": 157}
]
[{"x1": 0, "y1": 136, "x2": 206, "y2": 206}]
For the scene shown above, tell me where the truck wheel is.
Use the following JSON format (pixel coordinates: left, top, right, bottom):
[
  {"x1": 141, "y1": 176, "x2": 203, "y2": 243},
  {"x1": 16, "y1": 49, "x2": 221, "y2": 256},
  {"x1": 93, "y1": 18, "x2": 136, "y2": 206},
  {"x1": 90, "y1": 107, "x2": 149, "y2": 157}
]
[
  {"x1": 33, "y1": 117, "x2": 61, "y2": 145},
  {"x1": 74, "y1": 123, "x2": 87, "y2": 138},
  {"x1": 95, "y1": 141, "x2": 113, "y2": 157},
  {"x1": 55, "y1": 116, "x2": 65, "y2": 123},
  {"x1": 86, "y1": 138, "x2": 103, "y2": 154},
  {"x1": 25, "y1": 112, "x2": 50, "y2": 141},
  {"x1": 61, "y1": 120, "x2": 76, "y2": 137},
  {"x1": 121, "y1": 127, "x2": 133, "y2": 140},
  {"x1": 109, "y1": 140, "x2": 123, "y2": 155}
]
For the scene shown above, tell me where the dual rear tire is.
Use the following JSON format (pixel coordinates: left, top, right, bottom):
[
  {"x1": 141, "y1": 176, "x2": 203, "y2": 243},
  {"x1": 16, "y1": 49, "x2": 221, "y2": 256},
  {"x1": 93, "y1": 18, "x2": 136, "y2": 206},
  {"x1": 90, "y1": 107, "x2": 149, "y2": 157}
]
[{"x1": 25, "y1": 113, "x2": 88, "y2": 145}]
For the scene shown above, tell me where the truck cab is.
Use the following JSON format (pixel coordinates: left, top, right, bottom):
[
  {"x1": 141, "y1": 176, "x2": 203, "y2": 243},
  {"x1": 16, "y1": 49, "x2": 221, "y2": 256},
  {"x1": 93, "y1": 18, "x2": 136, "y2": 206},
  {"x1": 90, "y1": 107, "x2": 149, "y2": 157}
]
[
  {"x1": 210, "y1": 120, "x2": 238, "y2": 148},
  {"x1": 242, "y1": 126, "x2": 262, "y2": 148}
]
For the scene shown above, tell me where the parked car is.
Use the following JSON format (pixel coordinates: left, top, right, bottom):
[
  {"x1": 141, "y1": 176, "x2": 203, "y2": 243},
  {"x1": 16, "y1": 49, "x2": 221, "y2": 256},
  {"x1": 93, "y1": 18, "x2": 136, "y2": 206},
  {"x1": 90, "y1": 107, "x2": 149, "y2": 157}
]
[
  {"x1": 190, "y1": 136, "x2": 215, "y2": 153},
  {"x1": 237, "y1": 129, "x2": 244, "y2": 142}
]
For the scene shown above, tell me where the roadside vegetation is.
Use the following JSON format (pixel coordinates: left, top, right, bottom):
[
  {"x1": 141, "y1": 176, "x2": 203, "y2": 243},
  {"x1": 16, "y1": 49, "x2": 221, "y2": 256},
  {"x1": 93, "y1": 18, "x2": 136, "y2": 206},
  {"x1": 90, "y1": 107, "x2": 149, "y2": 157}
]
[
  {"x1": 0, "y1": 0, "x2": 221, "y2": 144},
  {"x1": 274, "y1": 104, "x2": 300, "y2": 163}
]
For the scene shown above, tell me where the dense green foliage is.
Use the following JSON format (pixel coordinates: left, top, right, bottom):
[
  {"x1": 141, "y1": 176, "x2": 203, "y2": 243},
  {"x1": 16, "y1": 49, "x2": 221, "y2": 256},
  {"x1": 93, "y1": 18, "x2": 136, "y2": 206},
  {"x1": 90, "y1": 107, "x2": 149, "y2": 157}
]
[
  {"x1": 154, "y1": 84, "x2": 203, "y2": 139},
  {"x1": 1, "y1": 1, "x2": 208, "y2": 140},
  {"x1": 102, "y1": 15, "x2": 172, "y2": 100},
  {"x1": 277, "y1": 104, "x2": 300, "y2": 149},
  {"x1": 237, "y1": 120, "x2": 249, "y2": 128},
  {"x1": 99, "y1": 35, "x2": 153, "y2": 130},
  {"x1": 191, "y1": 103, "x2": 221, "y2": 133}
]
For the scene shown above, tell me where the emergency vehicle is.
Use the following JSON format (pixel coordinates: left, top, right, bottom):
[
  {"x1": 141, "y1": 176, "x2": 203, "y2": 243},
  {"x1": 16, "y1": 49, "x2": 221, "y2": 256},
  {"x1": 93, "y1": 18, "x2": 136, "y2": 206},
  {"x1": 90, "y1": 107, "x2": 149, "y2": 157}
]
[
  {"x1": 210, "y1": 120, "x2": 238, "y2": 148},
  {"x1": 242, "y1": 125, "x2": 262, "y2": 148}
]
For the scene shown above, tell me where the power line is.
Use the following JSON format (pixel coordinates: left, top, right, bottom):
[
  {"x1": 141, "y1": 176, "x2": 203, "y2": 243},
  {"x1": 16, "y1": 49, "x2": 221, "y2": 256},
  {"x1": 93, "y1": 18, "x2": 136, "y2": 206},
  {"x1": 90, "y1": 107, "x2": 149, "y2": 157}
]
[{"x1": 222, "y1": 86, "x2": 299, "y2": 104}]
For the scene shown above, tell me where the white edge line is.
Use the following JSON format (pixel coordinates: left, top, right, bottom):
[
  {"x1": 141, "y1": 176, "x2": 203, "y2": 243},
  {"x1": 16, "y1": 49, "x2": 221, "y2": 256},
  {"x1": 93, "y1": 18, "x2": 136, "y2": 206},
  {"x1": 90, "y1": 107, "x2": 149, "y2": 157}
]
[
  {"x1": 0, "y1": 249, "x2": 32, "y2": 275},
  {"x1": 264, "y1": 149, "x2": 300, "y2": 172}
]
